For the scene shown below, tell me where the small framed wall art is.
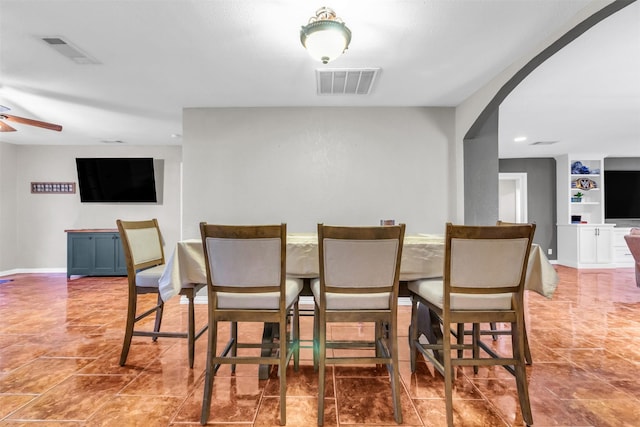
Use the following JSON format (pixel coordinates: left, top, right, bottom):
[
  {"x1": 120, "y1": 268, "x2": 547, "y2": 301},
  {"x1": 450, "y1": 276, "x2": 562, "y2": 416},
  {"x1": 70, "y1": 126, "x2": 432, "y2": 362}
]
[{"x1": 31, "y1": 182, "x2": 76, "y2": 194}]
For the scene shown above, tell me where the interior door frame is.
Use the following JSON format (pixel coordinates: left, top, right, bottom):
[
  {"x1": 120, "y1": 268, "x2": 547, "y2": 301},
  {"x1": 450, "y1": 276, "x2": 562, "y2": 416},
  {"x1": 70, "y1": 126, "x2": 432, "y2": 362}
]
[{"x1": 499, "y1": 172, "x2": 528, "y2": 223}]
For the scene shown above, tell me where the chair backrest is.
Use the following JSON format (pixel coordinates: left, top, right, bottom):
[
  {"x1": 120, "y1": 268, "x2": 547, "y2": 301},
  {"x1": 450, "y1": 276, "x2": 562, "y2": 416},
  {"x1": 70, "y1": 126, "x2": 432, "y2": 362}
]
[
  {"x1": 317, "y1": 224, "x2": 405, "y2": 296},
  {"x1": 116, "y1": 219, "x2": 165, "y2": 274},
  {"x1": 624, "y1": 233, "x2": 640, "y2": 262},
  {"x1": 200, "y1": 223, "x2": 286, "y2": 298},
  {"x1": 444, "y1": 223, "x2": 534, "y2": 301},
  {"x1": 497, "y1": 220, "x2": 537, "y2": 238}
]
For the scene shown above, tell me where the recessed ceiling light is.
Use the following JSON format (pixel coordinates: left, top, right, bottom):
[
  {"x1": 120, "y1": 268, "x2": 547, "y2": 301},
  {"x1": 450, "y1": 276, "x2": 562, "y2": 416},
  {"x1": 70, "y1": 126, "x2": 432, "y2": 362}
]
[
  {"x1": 514, "y1": 136, "x2": 527, "y2": 142},
  {"x1": 171, "y1": 133, "x2": 182, "y2": 138}
]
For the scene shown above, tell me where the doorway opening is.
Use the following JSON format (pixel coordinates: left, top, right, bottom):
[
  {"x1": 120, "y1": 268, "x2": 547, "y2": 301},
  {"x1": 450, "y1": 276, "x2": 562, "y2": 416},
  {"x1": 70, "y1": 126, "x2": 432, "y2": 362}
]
[{"x1": 499, "y1": 173, "x2": 528, "y2": 223}]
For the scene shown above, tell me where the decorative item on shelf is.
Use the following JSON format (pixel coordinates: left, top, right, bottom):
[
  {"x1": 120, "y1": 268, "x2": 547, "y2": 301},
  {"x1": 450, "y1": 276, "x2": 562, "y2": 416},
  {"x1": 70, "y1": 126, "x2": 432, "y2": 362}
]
[
  {"x1": 571, "y1": 161, "x2": 591, "y2": 174},
  {"x1": 574, "y1": 177, "x2": 597, "y2": 190},
  {"x1": 571, "y1": 192, "x2": 584, "y2": 203}
]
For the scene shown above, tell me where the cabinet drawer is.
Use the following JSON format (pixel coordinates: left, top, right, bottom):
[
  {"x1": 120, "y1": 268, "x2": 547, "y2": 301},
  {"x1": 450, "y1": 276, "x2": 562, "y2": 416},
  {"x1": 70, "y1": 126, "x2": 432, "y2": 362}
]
[
  {"x1": 613, "y1": 246, "x2": 634, "y2": 265},
  {"x1": 613, "y1": 228, "x2": 632, "y2": 246}
]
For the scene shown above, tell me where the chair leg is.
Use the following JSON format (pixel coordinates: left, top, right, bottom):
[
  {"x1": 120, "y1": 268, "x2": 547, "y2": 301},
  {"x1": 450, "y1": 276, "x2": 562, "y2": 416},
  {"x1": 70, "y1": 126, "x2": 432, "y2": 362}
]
[
  {"x1": 489, "y1": 322, "x2": 498, "y2": 340},
  {"x1": 456, "y1": 323, "x2": 464, "y2": 358},
  {"x1": 485, "y1": 321, "x2": 533, "y2": 364},
  {"x1": 523, "y1": 324, "x2": 533, "y2": 365},
  {"x1": 201, "y1": 319, "x2": 218, "y2": 425},
  {"x1": 279, "y1": 315, "x2": 287, "y2": 426},
  {"x1": 443, "y1": 320, "x2": 454, "y2": 427},
  {"x1": 512, "y1": 321, "x2": 533, "y2": 426},
  {"x1": 375, "y1": 321, "x2": 383, "y2": 369},
  {"x1": 317, "y1": 307, "x2": 326, "y2": 426},
  {"x1": 389, "y1": 318, "x2": 403, "y2": 424},
  {"x1": 230, "y1": 322, "x2": 238, "y2": 374},
  {"x1": 187, "y1": 293, "x2": 196, "y2": 369},
  {"x1": 429, "y1": 308, "x2": 444, "y2": 364},
  {"x1": 119, "y1": 294, "x2": 137, "y2": 366},
  {"x1": 313, "y1": 304, "x2": 319, "y2": 372},
  {"x1": 293, "y1": 302, "x2": 300, "y2": 371},
  {"x1": 409, "y1": 297, "x2": 419, "y2": 372},
  {"x1": 152, "y1": 294, "x2": 164, "y2": 342},
  {"x1": 472, "y1": 323, "x2": 480, "y2": 374}
]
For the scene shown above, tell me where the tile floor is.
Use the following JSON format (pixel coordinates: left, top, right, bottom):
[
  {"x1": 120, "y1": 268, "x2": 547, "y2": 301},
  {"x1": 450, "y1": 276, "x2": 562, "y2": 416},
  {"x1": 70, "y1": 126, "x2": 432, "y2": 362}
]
[{"x1": 1, "y1": 266, "x2": 640, "y2": 426}]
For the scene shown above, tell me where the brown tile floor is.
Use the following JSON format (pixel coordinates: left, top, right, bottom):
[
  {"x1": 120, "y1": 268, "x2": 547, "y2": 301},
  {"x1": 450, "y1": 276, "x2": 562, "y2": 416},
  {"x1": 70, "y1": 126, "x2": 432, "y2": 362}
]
[{"x1": 1, "y1": 266, "x2": 639, "y2": 426}]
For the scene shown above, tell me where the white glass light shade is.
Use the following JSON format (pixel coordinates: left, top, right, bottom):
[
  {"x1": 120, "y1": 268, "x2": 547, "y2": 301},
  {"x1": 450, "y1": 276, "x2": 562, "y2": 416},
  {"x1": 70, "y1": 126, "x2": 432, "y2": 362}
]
[
  {"x1": 301, "y1": 22, "x2": 350, "y2": 64},
  {"x1": 300, "y1": 8, "x2": 351, "y2": 64}
]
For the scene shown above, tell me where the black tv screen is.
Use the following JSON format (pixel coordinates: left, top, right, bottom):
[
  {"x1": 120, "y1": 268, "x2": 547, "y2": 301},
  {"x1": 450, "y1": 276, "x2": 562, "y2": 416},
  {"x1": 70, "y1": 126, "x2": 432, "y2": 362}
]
[
  {"x1": 605, "y1": 170, "x2": 640, "y2": 219},
  {"x1": 76, "y1": 158, "x2": 157, "y2": 203}
]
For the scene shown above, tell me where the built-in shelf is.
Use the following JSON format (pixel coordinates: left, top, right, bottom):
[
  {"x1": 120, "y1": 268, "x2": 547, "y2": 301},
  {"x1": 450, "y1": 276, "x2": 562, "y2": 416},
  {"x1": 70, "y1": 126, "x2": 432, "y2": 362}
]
[{"x1": 556, "y1": 155, "x2": 614, "y2": 269}]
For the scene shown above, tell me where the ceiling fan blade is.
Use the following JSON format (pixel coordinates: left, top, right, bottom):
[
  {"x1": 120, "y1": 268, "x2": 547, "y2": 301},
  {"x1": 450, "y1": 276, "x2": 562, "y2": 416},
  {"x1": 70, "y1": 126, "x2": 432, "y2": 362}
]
[
  {"x1": 0, "y1": 120, "x2": 17, "y2": 132},
  {"x1": 1, "y1": 114, "x2": 62, "y2": 131}
]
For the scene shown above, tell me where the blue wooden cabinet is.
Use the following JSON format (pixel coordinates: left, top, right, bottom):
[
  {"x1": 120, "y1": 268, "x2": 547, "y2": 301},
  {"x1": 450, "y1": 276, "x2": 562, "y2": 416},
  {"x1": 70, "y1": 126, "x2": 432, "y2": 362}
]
[{"x1": 66, "y1": 230, "x2": 127, "y2": 278}]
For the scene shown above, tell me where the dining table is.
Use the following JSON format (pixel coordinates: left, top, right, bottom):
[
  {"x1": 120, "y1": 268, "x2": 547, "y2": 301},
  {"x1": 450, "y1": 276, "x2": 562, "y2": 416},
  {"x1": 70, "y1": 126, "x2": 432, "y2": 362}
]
[
  {"x1": 158, "y1": 233, "x2": 558, "y2": 302},
  {"x1": 158, "y1": 232, "x2": 558, "y2": 379}
]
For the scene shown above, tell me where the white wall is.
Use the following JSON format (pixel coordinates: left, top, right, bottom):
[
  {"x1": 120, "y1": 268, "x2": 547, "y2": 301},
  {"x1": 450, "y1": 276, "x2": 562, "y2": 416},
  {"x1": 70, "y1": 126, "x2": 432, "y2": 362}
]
[
  {"x1": 182, "y1": 107, "x2": 456, "y2": 238},
  {"x1": 3, "y1": 145, "x2": 182, "y2": 272},
  {"x1": 0, "y1": 142, "x2": 18, "y2": 271}
]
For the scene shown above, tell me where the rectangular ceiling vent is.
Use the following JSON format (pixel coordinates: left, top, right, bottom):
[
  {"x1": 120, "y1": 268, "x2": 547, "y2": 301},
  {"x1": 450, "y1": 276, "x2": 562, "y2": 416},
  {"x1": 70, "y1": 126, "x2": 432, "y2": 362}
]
[
  {"x1": 40, "y1": 37, "x2": 100, "y2": 64},
  {"x1": 316, "y1": 68, "x2": 380, "y2": 95},
  {"x1": 529, "y1": 140, "x2": 559, "y2": 145}
]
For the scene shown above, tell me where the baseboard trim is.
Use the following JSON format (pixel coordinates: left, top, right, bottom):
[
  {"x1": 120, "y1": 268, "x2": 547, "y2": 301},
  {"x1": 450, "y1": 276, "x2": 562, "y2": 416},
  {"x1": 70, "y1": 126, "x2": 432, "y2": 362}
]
[{"x1": 0, "y1": 268, "x2": 66, "y2": 277}]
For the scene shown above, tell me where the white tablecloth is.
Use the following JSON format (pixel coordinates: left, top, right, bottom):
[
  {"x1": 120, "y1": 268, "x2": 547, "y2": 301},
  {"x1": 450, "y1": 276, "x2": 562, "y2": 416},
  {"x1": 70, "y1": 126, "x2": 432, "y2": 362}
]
[
  {"x1": 285, "y1": 233, "x2": 445, "y2": 280},
  {"x1": 158, "y1": 233, "x2": 558, "y2": 302}
]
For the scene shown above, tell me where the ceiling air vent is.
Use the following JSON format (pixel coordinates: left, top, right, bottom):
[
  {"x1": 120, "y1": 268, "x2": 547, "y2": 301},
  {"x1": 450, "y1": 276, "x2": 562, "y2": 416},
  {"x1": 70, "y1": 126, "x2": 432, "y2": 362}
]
[
  {"x1": 316, "y1": 68, "x2": 380, "y2": 95},
  {"x1": 40, "y1": 37, "x2": 100, "y2": 64},
  {"x1": 529, "y1": 140, "x2": 559, "y2": 146}
]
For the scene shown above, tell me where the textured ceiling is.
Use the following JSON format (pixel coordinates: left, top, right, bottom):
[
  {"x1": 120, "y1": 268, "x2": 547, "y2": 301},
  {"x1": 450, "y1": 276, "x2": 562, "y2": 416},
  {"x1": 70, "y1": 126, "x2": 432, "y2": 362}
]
[
  {"x1": 499, "y1": 0, "x2": 640, "y2": 158},
  {"x1": 0, "y1": 0, "x2": 638, "y2": 158}
]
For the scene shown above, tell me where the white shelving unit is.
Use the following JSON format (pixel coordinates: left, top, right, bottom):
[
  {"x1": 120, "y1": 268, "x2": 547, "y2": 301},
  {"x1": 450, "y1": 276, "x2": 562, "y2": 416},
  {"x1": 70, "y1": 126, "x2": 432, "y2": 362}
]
[
  {"x1": 557, "y1": 156, "x2": 604, "y2": 224},
  {"x1": 556, "y1": 155, "x2": 615, "y2": 268}
]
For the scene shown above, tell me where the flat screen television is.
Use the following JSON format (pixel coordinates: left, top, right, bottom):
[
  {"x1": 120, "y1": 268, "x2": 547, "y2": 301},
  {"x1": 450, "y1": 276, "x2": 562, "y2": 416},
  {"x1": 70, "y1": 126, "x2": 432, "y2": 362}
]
[
  {"x1": 604, "y1": 170, "x2": 640, "y2": 219},
  {"x1": 76, "y1": 157, "x2": 157, "y2": 203}
]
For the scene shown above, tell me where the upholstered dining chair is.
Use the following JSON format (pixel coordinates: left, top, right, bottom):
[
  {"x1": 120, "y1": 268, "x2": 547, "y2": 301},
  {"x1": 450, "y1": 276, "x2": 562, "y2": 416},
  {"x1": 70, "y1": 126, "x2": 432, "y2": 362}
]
[
  {"x1": 624, "y1": 227, "x2": 640, "y2": 287},
  {"x1": 116, "y1": 219, "x2": 207, "y2": 368},
  {"x1": 199, "y1": 223, "x2": 303, "y2": 426},
  {"x1": 408, "y1": 223, "x2": 535, "y2": 427},
  {"x1": 313, "y1": 223, "x2": 405, "y2": 426},
  {"x1": 493, "y1": 220, "x2": 536, "y2": 364}
]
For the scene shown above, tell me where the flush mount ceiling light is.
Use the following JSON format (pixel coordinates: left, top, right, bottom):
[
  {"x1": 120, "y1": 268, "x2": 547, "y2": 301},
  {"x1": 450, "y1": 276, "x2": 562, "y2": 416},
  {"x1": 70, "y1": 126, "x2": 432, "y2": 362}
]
[{"x1": 300, "y1": 7, "x2": 351, "y2": 64}]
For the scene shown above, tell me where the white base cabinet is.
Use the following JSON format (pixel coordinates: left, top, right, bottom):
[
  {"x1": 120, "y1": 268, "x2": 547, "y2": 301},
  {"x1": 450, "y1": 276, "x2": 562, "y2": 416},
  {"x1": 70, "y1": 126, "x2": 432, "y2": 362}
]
[
  {"x1": 557, "y1": 224, "x2": 615, "y2": 268},
  {"x1": 613, "y1": 227, "x2": 634, "y2": 267}
]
